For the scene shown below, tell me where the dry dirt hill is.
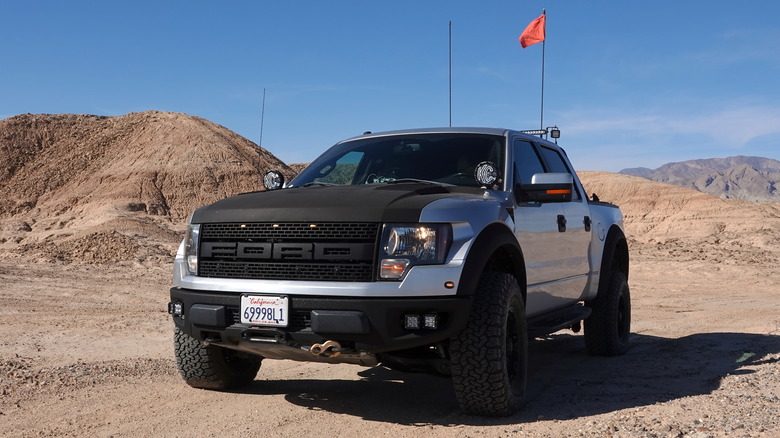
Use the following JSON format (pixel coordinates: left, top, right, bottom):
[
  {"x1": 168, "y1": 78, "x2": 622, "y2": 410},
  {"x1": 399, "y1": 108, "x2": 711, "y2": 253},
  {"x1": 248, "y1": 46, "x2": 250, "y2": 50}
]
[
  {"x1": 0, "y1": 111, "x2": 293, "y2": 263},
  {"x1": 287, "y1": 162, "x2": 310, "y2": 175},
  {"x1": 579, "y1": 171, "x2": 780, "y2": 267}
]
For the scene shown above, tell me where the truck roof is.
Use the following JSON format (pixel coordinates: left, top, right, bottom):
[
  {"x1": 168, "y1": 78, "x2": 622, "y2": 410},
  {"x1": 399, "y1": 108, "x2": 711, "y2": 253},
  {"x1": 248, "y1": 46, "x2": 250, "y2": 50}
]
[{"x1": 340, "y1": 127, "x2": 559, "y2": 149}]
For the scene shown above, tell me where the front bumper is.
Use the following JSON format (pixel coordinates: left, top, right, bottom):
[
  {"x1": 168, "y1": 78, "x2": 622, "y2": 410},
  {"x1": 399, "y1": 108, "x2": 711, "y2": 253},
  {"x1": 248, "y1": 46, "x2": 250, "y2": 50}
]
[{"x1": 169, "y1": 287, "x2": 472, "y2": 355}]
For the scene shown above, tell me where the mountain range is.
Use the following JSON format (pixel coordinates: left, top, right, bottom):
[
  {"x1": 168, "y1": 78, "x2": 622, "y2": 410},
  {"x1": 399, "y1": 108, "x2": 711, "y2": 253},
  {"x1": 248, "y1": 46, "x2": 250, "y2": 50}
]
[{"x1": 619, "y1": 156, "x2": 780, "y2": 202}]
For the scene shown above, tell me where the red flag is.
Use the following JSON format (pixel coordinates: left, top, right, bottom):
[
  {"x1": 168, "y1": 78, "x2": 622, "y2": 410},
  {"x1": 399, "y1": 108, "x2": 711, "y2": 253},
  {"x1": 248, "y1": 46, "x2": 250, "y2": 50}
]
[{"x1": 519, "y1": 13, "x2": 546, "y2": 48}]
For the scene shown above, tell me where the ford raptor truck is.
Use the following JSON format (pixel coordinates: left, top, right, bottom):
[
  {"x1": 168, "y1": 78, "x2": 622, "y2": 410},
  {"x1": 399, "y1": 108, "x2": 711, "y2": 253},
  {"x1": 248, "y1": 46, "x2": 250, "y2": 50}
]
[{"x1": 168, "y1": 127, "x2": 630, "y2": 417}]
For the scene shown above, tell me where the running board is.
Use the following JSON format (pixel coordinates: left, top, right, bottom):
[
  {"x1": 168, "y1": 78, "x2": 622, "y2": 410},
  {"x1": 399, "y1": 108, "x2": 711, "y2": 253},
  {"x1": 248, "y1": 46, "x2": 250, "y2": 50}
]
[{"x1": 527, "y1": 304, "x2": 592, "y2": 338}]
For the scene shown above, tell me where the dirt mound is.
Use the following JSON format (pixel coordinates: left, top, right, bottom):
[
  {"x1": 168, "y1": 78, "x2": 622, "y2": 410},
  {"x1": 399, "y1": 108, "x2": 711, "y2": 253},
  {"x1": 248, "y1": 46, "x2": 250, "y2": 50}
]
[
  {"x1": 287, "y1": 162, "x2": 309, "y2": 175},
  {"x1": 0, "y1": 111, "x2": 292, "y2": 262},
  {"x1": 580, "y1": 171, "x2": 780, "y2": 266}
]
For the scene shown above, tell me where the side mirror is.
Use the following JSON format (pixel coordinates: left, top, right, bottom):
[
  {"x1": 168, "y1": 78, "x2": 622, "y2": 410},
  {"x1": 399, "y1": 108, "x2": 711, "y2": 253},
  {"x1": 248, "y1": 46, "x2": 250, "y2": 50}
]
[
  {"x1": 515, "y1": 173, "x2": 573, "y2": 203},
  {"x1": 263, "y1": 170, "x2": 285, "y2": 190}
]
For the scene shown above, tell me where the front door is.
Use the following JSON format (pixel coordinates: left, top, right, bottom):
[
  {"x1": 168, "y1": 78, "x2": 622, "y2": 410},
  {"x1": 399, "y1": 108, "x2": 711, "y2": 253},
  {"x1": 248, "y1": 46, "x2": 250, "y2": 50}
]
[{"x1": 511, "y1": 139, "x2": 592, "y2": 315}]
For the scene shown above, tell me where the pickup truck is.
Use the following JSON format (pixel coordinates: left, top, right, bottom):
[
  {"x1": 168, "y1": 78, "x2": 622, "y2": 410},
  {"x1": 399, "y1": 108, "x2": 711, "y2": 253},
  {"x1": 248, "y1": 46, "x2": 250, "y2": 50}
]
[{"x1": 168, "y1": 127, "x2": 630, "y2": 416}]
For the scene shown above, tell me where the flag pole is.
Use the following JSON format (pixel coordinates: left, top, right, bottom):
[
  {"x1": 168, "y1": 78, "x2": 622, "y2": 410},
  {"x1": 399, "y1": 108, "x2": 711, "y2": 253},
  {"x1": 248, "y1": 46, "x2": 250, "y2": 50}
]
[{"x1": 539, "y1": 9, "x2": 546, "y2": 130}]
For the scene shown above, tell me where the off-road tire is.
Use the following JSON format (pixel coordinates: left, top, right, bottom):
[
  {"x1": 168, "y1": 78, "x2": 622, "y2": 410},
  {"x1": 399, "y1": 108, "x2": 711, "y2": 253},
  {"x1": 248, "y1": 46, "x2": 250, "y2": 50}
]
[
  {"x1": 584, "y1": 271, "x2": 631, "y2": 356},
  {"x1": 174, "y1": 326, "x2": 261, "y2": 389},
  {"x1": 450, "y1": 271, "x2": 528, "y2": 416}
]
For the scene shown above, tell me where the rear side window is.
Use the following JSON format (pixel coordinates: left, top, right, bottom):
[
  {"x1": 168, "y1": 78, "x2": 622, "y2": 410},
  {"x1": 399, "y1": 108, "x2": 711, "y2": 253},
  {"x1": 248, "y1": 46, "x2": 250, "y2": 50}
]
[{"x1": 539, "y1": 146, "x2": 571, "y2": 174}]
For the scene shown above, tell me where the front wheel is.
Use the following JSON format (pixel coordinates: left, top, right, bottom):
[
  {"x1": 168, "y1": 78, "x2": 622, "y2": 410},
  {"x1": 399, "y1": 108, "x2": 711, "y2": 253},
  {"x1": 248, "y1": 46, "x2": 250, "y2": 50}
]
[
  {"x1": 584, "y1": 271, "x2": 631, "y2": 356},
  {"x1": 450, "y1": 272, "x2": 528, "y2": 416},
  {"x1": 174, "y1": 326, "x2": 261, "y2": 389}
]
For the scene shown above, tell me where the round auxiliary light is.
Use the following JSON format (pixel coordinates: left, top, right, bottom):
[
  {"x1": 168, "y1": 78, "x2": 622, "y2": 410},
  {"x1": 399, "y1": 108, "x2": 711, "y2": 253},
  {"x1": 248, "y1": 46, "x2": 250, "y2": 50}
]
[
  {"x1": 263, "y1": 170, "x2": 284, "y2": 190},
  {"x1": 474, "y1": 161, "x2": 500, "y2": 187}
]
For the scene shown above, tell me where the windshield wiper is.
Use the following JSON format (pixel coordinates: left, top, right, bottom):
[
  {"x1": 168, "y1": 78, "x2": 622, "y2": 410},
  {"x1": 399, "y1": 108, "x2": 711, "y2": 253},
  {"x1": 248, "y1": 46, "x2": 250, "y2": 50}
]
[
  {"x1": 301, "y1": 182, "x2": 340, "y2": 187},
  {"x1": 385, "y1": 178, "x2": 442, "y2": 185}
]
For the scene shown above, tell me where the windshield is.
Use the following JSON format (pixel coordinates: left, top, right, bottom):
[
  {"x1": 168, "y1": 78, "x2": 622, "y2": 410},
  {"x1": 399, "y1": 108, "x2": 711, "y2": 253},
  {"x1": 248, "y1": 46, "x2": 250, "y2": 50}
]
[{"x1": 290, "y1": 133, "x2": 506, "y2": 189}]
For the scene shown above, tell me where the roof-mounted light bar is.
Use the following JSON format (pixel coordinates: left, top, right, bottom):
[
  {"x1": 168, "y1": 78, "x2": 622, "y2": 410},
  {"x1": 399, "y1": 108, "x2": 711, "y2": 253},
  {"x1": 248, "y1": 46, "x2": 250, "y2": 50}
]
[{"x1": 521, "y1": 125, "x2": 561, "y2": 142}]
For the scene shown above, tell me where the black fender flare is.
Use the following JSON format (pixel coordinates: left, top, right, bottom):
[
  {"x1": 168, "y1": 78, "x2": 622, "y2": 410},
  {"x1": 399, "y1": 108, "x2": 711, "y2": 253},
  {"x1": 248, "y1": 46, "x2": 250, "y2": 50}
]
[
  {"x1": 456, "y1": 223, "x2": 526, "y2": 299},
  {"x1": 597, "y1": 225, "x2": 629, "y2": 296}
]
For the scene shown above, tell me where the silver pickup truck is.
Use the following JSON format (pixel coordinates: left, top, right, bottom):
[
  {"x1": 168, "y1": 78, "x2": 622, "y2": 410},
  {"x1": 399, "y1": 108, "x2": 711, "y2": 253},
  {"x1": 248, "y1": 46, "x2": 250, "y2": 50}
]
[{"x1": 168, "y1": 127, "x2": 630, "y2": 416}]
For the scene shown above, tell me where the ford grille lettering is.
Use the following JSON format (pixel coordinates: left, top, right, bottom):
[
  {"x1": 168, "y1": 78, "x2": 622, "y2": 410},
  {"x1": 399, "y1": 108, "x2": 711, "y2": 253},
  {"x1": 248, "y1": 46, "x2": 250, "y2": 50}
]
[{"x1": 201, "y1": 242, "x2": 373, "y2": 261}]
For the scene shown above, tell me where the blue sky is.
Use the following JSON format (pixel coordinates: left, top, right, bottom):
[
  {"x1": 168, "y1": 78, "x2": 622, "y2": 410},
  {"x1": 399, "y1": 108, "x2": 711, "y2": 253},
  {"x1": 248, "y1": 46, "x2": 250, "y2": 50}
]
[{"x1": 2, "y1": 1, "x2": 779, "y2": 171}]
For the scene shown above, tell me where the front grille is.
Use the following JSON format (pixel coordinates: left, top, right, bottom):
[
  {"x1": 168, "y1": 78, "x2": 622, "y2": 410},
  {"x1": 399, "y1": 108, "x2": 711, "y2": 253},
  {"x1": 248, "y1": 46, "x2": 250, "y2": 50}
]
[{"x1": 199, "y1": 222, "x2": 380, "y2": 282}]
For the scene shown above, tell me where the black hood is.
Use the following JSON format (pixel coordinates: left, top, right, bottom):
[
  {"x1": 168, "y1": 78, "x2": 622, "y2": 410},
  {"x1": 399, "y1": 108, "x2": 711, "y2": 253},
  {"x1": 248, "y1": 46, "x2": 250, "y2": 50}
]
[{"x1": 191, "y1": 183, "x2": 483, "y2": 223}]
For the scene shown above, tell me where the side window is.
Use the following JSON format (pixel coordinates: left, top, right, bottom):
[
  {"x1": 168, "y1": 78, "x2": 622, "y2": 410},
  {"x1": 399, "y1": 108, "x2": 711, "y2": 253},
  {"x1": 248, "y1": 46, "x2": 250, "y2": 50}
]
[
  {"x1": 538, "y1": 146, "x2": 570, "y2": 173},
  {"x1": 538, "y1": 146, "x2": 581, "y2": 200},
  {"x1": 513, "y1": 140, "x2": 545, "y2": 184}
]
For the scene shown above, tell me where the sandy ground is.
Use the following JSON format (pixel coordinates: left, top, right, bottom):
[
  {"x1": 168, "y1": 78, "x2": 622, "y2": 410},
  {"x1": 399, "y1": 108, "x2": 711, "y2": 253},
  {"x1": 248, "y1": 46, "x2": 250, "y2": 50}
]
[{"x1": 1, "y1": 244, "x2": 778, "y2": 438}]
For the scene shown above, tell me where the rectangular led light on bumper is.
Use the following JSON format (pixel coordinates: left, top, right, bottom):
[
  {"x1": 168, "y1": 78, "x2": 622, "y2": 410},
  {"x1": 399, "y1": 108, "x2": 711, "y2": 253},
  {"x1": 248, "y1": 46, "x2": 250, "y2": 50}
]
[{"x1": 403, "y1": 313, "x2": 439, "y2": 330}]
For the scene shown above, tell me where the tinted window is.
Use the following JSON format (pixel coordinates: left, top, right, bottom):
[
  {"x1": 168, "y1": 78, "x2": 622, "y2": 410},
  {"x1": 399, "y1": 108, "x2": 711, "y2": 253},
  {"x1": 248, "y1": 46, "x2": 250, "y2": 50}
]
[
  {"x1": 538, "y1": 145, "x2": 581, "y2": 200},
  {"x1": 539, "y1": 146, "x2": 571, "y2": 173},
  {"x1": 513, "y1": 140, "x2": 545, "y2": 184}
]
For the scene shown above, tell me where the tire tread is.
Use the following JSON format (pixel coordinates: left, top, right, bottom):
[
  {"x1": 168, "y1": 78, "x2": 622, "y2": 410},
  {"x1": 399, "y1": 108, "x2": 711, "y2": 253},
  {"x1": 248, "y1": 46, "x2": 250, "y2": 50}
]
[
  {"x1": 451, "y1": 272, "x2": 527, "y2": 416},
  {"x1": 584, "y1": 271, "x2": 631, "y2": 356},
  {"x1": 174, "y1": 326, "x2": 261, "y2": 390}
]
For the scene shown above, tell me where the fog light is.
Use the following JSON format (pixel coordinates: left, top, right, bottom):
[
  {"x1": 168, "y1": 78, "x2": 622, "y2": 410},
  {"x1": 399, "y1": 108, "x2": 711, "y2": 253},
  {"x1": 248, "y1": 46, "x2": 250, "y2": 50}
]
[
  {"x1": 404, "y1": 314, "x2": 420, "y2": 330},
  {"x1": 423, "y1": 314, "x2": 439, "y2": 329},
  {"x1": 168, "y1": 302, "x2": 183, "y2": 316}
]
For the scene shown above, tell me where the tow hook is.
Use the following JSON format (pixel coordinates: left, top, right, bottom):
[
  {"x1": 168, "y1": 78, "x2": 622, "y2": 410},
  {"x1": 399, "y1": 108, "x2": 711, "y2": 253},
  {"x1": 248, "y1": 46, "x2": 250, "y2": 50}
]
[{"x1": 310, "y1": 340, "x2": 342, "y2": 358}]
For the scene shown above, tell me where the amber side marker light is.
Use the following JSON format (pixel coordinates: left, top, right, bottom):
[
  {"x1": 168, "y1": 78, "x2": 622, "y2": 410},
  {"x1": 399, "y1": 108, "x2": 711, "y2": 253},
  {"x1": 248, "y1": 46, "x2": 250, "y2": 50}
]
[{"x1": 547, "y1": 189, "x2": 571, "y2": 195}]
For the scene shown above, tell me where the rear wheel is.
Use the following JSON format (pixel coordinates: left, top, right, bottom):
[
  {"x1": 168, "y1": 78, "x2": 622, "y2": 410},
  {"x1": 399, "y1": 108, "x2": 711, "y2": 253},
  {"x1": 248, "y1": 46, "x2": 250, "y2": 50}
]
[
  {"x1": 450, "y1": 272, "x2": 528, "y2": 416},
  {"x1": 584, "y1": 271, "x2": 631, "y2": 356},
  {"x1": 174, "y1": 326, "x2": 261, "y2": 389}
]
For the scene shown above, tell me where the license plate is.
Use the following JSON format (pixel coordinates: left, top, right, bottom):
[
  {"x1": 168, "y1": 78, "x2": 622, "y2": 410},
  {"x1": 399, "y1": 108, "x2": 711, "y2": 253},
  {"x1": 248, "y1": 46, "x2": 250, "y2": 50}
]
[{"x1": 240, "y1": 295, "x2": 289, "y2": 327}]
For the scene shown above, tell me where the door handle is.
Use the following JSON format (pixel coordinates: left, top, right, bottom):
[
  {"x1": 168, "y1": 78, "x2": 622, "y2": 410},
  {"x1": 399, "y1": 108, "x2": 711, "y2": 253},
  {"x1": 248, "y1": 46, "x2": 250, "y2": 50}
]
[{"x1": 557, "y1": 215, "x2": 567, "y2": 232}]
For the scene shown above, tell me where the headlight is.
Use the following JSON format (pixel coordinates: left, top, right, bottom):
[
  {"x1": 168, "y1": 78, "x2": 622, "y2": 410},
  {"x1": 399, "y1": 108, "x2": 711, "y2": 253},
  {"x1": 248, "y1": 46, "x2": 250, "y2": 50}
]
[
  {"x1": 185, "y1": 224, "x2": 200, "y2": 275},
  {"x1": 379, "y1": 224, "x2": 452, "y2": 280}
]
